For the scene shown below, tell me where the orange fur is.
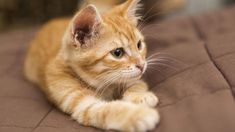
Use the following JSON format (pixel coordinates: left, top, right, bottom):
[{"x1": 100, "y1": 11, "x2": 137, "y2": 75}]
[{"x1": 24, "y1": 0, "x2": 160, "y2": 131}]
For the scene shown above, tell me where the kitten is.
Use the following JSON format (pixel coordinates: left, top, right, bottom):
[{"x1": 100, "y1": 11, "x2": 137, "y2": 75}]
[{"x1": 24, "y1": 0, "x2": 160, "y2": 131}]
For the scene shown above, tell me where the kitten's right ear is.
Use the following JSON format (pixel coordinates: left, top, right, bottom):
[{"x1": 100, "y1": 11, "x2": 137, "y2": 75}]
[
  {"x1": 70, "y1": 5, "x2": 103, "y2": 48},
  {"x1": 121, "y1": 0, "x2": 142, "y2": 25}
]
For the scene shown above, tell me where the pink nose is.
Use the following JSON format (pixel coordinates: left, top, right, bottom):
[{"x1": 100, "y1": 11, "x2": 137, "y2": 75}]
[{"x1": 136, "y1": 64, "x2": 144, "y2": 72}]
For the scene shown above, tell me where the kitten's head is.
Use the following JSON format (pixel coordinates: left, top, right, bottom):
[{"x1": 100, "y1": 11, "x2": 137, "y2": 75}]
[{"x1": 62, "y1": 0, "x2": 147, "y2": 87}]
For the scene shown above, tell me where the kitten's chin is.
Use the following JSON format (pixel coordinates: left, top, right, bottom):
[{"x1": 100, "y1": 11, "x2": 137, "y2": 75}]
[
  {"x1": 136, "y1": 74, "x2": 144, "y2": 81},
  {"x1": 121, "y1": 72, "x2": 143, "y2": 83}
]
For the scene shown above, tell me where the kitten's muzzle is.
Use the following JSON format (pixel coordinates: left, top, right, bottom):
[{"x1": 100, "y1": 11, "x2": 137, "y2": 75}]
[{"x1": 136, "y1": 64, "x2": 144, "y2": 73}]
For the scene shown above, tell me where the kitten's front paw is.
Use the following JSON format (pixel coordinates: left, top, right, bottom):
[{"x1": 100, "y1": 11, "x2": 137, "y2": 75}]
[
  {"x1": 129, "y1": 107, "x2": 160, "y2": 132},
  {"x1": 123, "y1": 92, "x2": 159, "y2": 107},
  {"x1": 106, "y1": 103, "x2": 160, "y2": 132}
]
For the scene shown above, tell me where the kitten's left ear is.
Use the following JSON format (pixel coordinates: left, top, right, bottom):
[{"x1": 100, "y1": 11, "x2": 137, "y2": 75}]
[{"x1": 122, "y1": 0, "x2": 142, "y2": 25}]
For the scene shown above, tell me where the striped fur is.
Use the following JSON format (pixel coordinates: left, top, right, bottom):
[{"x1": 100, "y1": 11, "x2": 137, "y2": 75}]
[{"x1": 24, "y1": 0, "x2": 160, "y2": 131}]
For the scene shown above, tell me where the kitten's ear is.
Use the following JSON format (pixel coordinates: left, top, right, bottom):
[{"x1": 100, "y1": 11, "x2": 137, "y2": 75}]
[
  {"x1": 122, "y1": 0, "x2": 142, "y2": 24},
  {"x1": 71, "y1": 4, "x2": 102, "y2": 47}
]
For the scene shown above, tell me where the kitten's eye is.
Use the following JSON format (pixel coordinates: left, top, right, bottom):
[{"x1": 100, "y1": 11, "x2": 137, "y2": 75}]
[
  {"x1": 111, "y1": 48, "x2": 124, "y2": 59},
  {"x1": 137, "y1": 41, "x2": 142, "y2": 50}
]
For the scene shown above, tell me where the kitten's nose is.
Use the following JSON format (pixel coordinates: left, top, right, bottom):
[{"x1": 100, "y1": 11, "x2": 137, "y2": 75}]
[{"x1": 136, "y1": 64, "x2": 144, "y2": 72}]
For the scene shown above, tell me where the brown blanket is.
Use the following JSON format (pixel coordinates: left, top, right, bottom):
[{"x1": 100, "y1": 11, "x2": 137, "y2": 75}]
[{"x1": 0, "y1": 6, "x2": 235, "y2": 132}]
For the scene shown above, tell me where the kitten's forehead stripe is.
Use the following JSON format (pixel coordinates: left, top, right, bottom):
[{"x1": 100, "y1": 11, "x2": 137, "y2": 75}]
[
  {"x1": 120, "y1": 35, "x2": 128, "y2": 46},
  {"x1": 104, "y1": 16, "x2": 137, "y2": 43}
]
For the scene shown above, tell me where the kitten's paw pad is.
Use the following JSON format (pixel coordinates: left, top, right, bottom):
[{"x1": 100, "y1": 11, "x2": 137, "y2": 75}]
[
  {"x1": 124, "y1": 92, "x2": 159, "y2": 107},
  {"x1": 127, "y1": 107, "x2": 160, "y2": 132}
]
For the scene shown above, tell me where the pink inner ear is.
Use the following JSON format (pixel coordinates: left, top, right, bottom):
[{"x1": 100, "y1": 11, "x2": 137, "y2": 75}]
[
  {"x1": 72, "y1": 5, "x2": 101, "y2": 45},
  {"x1": 74, "y1": 17, "x2": 93, "y2": 45},
  {"x1": 74, "y1": 10, "x2": 97, "y2": 30}
]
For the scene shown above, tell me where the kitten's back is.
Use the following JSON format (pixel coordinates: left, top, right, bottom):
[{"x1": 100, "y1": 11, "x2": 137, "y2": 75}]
[{"x1": 24, "y1": 18, "x2": 70, "y2": 85}]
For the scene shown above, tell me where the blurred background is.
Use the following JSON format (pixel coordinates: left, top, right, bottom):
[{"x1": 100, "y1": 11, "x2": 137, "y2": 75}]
[{"x1": 0, "y1": 0, "x2": 234, "y2": 32}]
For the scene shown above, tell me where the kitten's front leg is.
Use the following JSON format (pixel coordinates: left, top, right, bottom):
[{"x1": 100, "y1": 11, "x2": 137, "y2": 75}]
[
  {"x1": 45, "y1": 61, "x2": 159, "y2": 131},
  {"x1": 122, "y1": 80, "x2": 159, "y2": 107}
]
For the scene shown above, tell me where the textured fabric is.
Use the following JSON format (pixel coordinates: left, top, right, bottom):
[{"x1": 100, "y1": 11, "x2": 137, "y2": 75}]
[{"x1": 0, "y1": 6, "x2": 235, "y2": 132}]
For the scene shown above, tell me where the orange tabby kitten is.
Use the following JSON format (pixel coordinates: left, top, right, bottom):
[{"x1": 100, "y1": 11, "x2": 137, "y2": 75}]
[{"x1": 24, "y1": 0, "x2": 160, "y2": 131}]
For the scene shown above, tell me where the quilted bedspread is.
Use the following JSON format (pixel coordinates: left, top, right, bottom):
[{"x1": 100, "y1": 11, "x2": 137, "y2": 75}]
[{"x1": 0, "y1": 6, "x2": 235, "y2": 132}]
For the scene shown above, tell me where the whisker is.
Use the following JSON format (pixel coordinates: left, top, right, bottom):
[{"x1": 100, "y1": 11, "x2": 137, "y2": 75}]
[
  {"x1": 139, "y1": 11, "x2": 166, "y2": 30},
  {"x1": 147, "y1": 59, "x2": 177, "y2": 64},
  {"x1": 157, "y1": 57, "x2": 185, "y2": 64},
  {"x1": 147, "y1": 52, "x2": 171, "y2": 60},
  {"x1": 148, "y1": 62, "x2": 178, "y2": 70},
  {"x1": 140, "y1": 23, "x2": 162, "y2": 32},
  {"x1": 99, "y1": 74, "x2": 122, "y2": 97},
  {"x1": 141, "y1": 1, "x2": 160, "y2": 20},
  {"x1": 95, "y1": 73, "x2": 121, "y2": 97},
  {"x1": 147, "y1": 53, "x2": 187, "y2": 67},
  {"x1": 139, "y1": 2, "x2": 175, "y2": 30},
  {"x1": 146, "y1": 66, "x2": 166, "y2": 77},
  {"x1": 148, "y1": 58, "x2": 186, "y2": 67}
]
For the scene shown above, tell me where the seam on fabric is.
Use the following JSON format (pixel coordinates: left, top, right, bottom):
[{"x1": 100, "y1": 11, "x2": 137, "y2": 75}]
[
  {"x1": 214, "y1": 50, "x2": 235, "y2": 59},
  {"x1": 30, "y1": 108, "x2": 53, "y2": 132},
  {"x1": 0, "y1": 125, "x2": 34, "y2": 128},
  {"x1": 159, "y1": 88, "x2": 229, "y2": 108},
  {"x1": 0, "y1": 96, "x2": 43, "y2": 102},
  {"x1": 191, "y1": 18, "x2": 234, "y2": 95}
]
